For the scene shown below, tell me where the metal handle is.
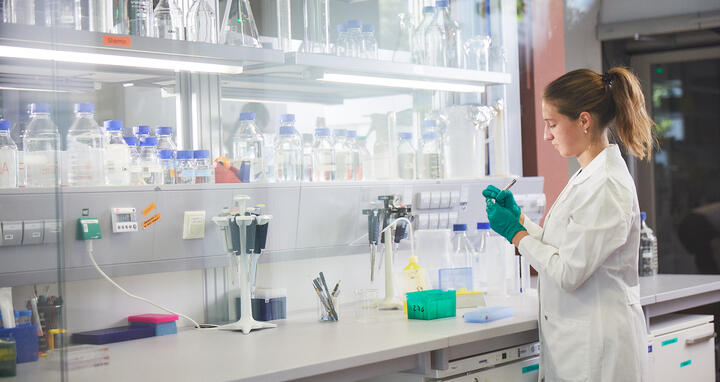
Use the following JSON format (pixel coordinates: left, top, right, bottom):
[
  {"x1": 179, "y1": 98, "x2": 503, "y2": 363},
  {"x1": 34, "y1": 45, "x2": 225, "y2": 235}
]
[{"x1": 685, "y1": 331, "x2": 716, "y2": 345}]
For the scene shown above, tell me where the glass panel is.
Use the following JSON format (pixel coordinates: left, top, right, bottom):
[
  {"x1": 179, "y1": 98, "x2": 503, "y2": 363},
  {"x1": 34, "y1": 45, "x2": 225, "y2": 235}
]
[{"x1": 651, "y1": 58, "x2": 720, "y2": 273}]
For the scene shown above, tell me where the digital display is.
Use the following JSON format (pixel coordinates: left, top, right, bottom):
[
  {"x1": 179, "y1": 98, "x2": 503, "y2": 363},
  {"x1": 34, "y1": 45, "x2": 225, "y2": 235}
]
[{"x1": 117, "y1": 214, "x2": 132, "y2": 222}]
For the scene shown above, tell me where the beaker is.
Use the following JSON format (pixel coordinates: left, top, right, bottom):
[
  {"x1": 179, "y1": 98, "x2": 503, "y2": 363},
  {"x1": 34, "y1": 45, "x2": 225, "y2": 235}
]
[
  {"x1": 300, "y1": 0, "x2": 330, "y2": 54},
  {"x1": 220, "y1": 0, "x2": 261, "y2": 47},
  {"x1": 276, "y1": 0, "x2": 292, "y2": 51},
  {"x1": 464, "y1": 35, "x2": 492, "y2": 71}
]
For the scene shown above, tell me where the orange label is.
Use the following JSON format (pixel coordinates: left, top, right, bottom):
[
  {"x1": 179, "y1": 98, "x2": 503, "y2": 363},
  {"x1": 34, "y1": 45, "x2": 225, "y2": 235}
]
[
  {"x1": 142, "y1": 202, "x2": 157, "y2": 217},
  {"x1": 142, "y1": 213, "x2": 162, "y2": 230},
  {"x1": 103, "y1": 35, "x2": 131, "y2": 47}
]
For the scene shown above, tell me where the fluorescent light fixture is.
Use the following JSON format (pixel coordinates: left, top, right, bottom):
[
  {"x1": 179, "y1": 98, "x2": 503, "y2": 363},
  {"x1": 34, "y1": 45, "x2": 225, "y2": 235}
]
[
  {"x1": 221, "y1": 97, "x2": 323, "y2": 105},
  {"x1": 320, "y1": 73, "x2": 486, "y2": 93},
  {"x1": 0, "y1": 46, "x2": 244, "y2": 75},
  {"x1": 0, "y1": 86, "x2": 71, "y2": 93},
  {"x1": 122, "y1": 83, "x2": 134, "y2": 87}
]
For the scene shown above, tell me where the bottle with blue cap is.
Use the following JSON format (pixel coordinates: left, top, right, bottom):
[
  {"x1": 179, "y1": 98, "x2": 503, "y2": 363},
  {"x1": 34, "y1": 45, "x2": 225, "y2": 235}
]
[
  {"x1": 155, "y1": 126, "x2": 177, "y2": 157},
  {"x1": 135, "y1": 125, "x2": 151, "y2": 147},
  {"x1": 0, "y1": 120, "x2": 18, "y2": 188},
  {"x1": 397, "y1": 132, "x2": 416, "y2": 180},
  {"x1": 104, "y1": 120, "x2": 130, "y2": 185},
  {"x1": 312, "y1": 123, "x2": 335, "y2": 182},
  {"x1": 67, "y1": 103, "x2": 105, "y2": 186},
  {"x1": 273, "y1": 114, "x2": 301, "y2": 182},
  {"x1": 438, "y1": 224, "x2": 475, "y2": 291},
  {"x1": 333, "y1": 128, "x2": 353, "y2": 181},
  {"x1": 175, "y1": 150, "x2": 195, "y2": 184},
  {"x1": 412, "y1": 6, "x2": 436, "y2": 64},
  {"x1": 232, "y1": 112, "x2": 264, "y2": 182},
  {"x1": 123, "y1": 136, "x2": 143, "y2": 185},
  {"x1": 361, "y1": 24, "x2": 377, "y2": 59},
  {"x1": 301, "y1": 133, "x2": 314, "y2": 182},
  {"x1": 24, "y1": 103, "x2": 60, "y2": 188},
  {"x1": 418, "y1": 123, "x2": 443, "y2": 179},
  {"x1": 139, "y1": 137, "x2": 162, "y2": 185},
  {"x1": 193, "y1": 149, "x2": 213, "y2": 184},
  {"x1": 345, "y1": 20, "x2": 363, "y2": 58},
  {"x1": 334, "y1": 24, "x2": 348, "y2": 56},
  {"x1": 471, "y1": 222, "x2": 493, "y2": 292},
  {"x1": 159, "y1": 149, "x2": 176, "y2": 184},
  {"x1": 435, "y1": 0, "x2": 462, "y2": 67}
]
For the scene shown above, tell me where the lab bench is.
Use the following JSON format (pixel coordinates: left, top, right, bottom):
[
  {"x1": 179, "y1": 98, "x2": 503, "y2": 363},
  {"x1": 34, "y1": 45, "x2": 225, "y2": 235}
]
[{"x1": 12, "y1": 274, "x2": 720, "y2": 382}]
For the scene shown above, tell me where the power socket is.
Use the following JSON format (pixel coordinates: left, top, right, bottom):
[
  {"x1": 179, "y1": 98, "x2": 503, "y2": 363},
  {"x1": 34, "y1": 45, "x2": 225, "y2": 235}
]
[{"x1": 183, "y1": 211, "x2": 206, "y2": 240}]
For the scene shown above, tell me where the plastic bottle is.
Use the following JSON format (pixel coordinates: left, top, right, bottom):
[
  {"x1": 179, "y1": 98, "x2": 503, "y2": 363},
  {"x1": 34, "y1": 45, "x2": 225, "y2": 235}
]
[
  {"x1": 155, "y1": 126, "x2": 176, "y2": 157},
  {"x1": 397, "y1": 132, "x2": 416, "y2": 180},
  {"x1": 439, "y1": 224, "x2": 474, "y2": 291},
  {"x1": 333, "y1": 129, "x2": 352, "y2": 181},
  {"x1": 346, "y1": 130, "x2": 361, "y2": 181},
  {"x1": 24, "y1": 103, "x2": 60, "y2": 188},
  {"x1": 193, "y1": 150, "x2": 213, "y2": 184},
  {"x1": 417, "y1": 130, "x2": 443, "y2": 180},
  {"x1": 43, "y1": 0, "x2": 76, "y2": 29},
  {"x1": 135, "y1": 125, "x2": 151, "y2": 147},
  {"x1": 129, "y1": 0, "x2": 153, "y2": 36},
  {"x1": 154, "y1": 0, "x2": 184, "y2": 40},
  {"x1": 139, "y1": 137, "x2": 162, "y2": 185},
  {"x1": 123, "y1": 137, "x2": 143, "y2": 185},
  {"x1": 67, "y1": 103, "x2": 105, "y2": 187},
  {"x1": 273, "y1": 114, "x2": 301, "y2": 182},
  {"x1": 639, "y1": 212, "x2": 659, "y2": 276},
  {"x1": 412, "y1": 6, "x2": 435, "y2": 64},
  {"x1": 333, "y1": 24, "x2": 348, "y2": 56},
  {"x1": 312, "y1": 127, "x2": 335, "y2": 182},
  {"x1": 424, "y1": 4, "x2": 447, "y2": 66},
  {"x1": 232, "y1": 112, "x2": 264, "y2": 183},
  {"x1": 435, "y1": 0, "x2": 462, "y2": 68},
  {"x1": 361, "y1": 24, "x2": 378, "y2": 59},
  {"x1": 0, "y1": 120, "x2": 18, "y2": 188},
  {"x1": 345, "y1": 20, "x2": 363, "y2": 58},
  {"x1": 159, "y1": 149, "x2": 175, "y2": 184},
  {"x1": 5, "y1": 0, "x2": 35, "y2": 25},
  {"x1": 175, "y1": 150, "x2": 195, "y2": 184},
  {"x1": 471, "y1": 222, "x2": 491, "y2": 292},
  {"x1": 187, "y1": 0, "x2": 217, "y2": 43},
  {"x1": 104, "y1": 120, "x2": 130, "y2": 185},
  {"x1": 301, "y1": 133, "x2": 314, "y2": 182},
  {"x1": 357, "y1": 135, "x2": 372, "y2": 181},
  {"x1": 485, "y1": 229, "x2": 508, "y2": 296}
]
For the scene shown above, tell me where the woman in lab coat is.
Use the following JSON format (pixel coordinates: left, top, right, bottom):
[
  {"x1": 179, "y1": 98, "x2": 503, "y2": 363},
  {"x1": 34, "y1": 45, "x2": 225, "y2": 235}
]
[{"x1": 484, "y1": 67, "x2": 655, "y2": 382}]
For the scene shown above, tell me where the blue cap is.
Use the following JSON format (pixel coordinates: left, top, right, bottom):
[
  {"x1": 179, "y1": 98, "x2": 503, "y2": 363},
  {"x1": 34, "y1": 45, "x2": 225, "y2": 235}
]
[
  {"x1": 140, "y1": 137, "x2": 158, "y2": 146},
  {"x1": 315, "y1": 128, "x2": 330, "y2": 137},
  {"x1": 177, "y1": 150, "x2": 193, "y2": 159},
  {"x1": 103, "y1": 120, "x2": 123, "y2": 131},
  {"x1": 398, "y1": 132, "x2": 412, "y2": 140},
  {"x1": 239, "y1": 112, "x2": 256, "y2": 121},
  {"x1": 156, "y1": 126, "x2": 172, "y2": 136},
  {"x1": 123, "y1": 136, "x2": 137, "y2": 146},
  {"x1": 279, "y1": 126, "x2": 295, "y2": 135},
  {"x1": 423, "y1": 6, "x2": 435, "y2": 13},
  {"x1": 29, "y1": 103, "x2": 50, "y2": 114},
  {"x1": 333, "y1": 129, "x2": 347, "y2": 137},
  {"x1": 641, "y1": 212, "x2": 646, "y2": 221},
  {"x1": 137, "y1": 125, "x2": 150, "y2": 135},
  {"x1": 336, "y1": 24, "x2": 347, "y2": 33},
  {"x1": 0, "y1": 120, "x2": 10, "y2": 131},
  {"x1": 194, "y1": 149, "x2": 210, "y2": 159},
  {"x1": 477, "y1": 222, "x2": 490, "y2": 230},
  {"x1": 74, "y1": 102, "x2": 94, "y2": 113},
  {"x1": 453, "y1": 224, "x2": 467, "y2": 232},
  {"x1": 347, "y1": 20, "x2": 362, "y2": 29},
  {"x1": 436, "y1": 0, "x2": 449, "y2": 8},
  {"x1": 362, "y1": 24, "x2": 374, "y2": 33},
  {"x1": 347, "y1": 130, "x2": 357, "y2": 138},
  {"x1": 423, "y1": 119, "x2": 438, "y2": 128},
  {"x1": 280, "y1": 114, "x2": 295, "y2": 123},
  {"x1": 422, "y1": 132, "x2": 437, "y2": 140},
  {"x1": 158, "y1": 150, "x2": 174, "y2": 159}
]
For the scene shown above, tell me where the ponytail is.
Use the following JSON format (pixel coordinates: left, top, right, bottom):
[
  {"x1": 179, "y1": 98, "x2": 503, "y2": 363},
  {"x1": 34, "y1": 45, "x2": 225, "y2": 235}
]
[{"x1": 543, "y1": 67, "x2": 657, "y2": 161}]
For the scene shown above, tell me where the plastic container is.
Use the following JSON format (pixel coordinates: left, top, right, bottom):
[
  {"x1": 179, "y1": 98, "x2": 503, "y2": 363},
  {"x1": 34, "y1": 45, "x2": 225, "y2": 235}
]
[
  {"x1": 418, "y1": 129, "x2": 443, "y2": 179},
  {"x1": 129, "y1": 0, "x2": 153, "y2": 37},
  {"x1": 274, "y1": 115, "x2": 301, "y2": 182},
  {"x1": 312, "y1": 127, "x2": 335, "y2": 182},
  {"x1": 159, "y1": 149, "x2": 175, "y2": 184},
  {"x1": 139, "y1": 137, "x2": 162, "y2": 185},
  {"x1": 67, "y1": 103, "x2": 105, "y2": 186},
  {"x1": 639, "y1": 212, "x2": 658, "y2": 276},
  {"x1": 438, "y1": 224, "x2": 474, "y2": 291},
  {"x1": 135, "y1": 125, "x2": 151, "y2": 147},
  {"x1": 406, "y1": 289, "x2": 456, "y2": 320},
  {"x1": 0, "y1": 325, "x2": 38, "y2": 363},
  {"x1": 333, "y1": 129, "x2": 352, "y2": 181},
  {"x1": 187, "y1": 0, "x2": 217, "y2": 43},
  {"x1": 193, "y1": 150, "x2": 213, "y2": 184},
  {"x1": 232, "y1": 112, "x2": 264, "y2": 183},
  {"x1": 104, "y1": 121, "x2": 130, "y2": 185},
  {"x1": 175, "y1": 150, "x2": 195, "y2": 184},
  {"x1": 0, "y1": 120, "x2": 18, "y2": 188},
  {"x1": 463, "y1": 306, "x2": 513, "y2": 323},
  {"x1": 154, "y1": 0, "x2": 184, "y2": 40},
  {"x1": 24, "y1": 103, "x2": 60, "y2": 188}
]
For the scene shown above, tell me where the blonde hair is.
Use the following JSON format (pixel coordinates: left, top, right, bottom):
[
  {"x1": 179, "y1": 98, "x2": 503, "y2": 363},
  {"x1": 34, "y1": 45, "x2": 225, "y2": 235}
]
[{"x1": 543, "y1": 67, "x2": 657, "y2": 160}]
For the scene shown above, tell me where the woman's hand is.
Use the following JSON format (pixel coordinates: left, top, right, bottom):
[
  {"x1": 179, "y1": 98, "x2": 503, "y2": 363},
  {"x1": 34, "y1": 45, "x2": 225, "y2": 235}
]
[
  {"x1": 486, "y1": 202, "x2": 527, "y2": 244},
  {"x1": 482, "y1": 185, "x2": 521, "y2": 220}
]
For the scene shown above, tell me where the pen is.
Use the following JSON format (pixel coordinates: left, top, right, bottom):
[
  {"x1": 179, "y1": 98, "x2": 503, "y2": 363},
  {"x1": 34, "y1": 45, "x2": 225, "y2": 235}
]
[
  {"x1": 312, "y1": 281, "x2": 332, "y2": 316},
  {"x1": 331, "y1": 280, "x2": 341, "y2": 297},
  {"x1": 319, "y1": 272, "x2": 339, "y2": 320},
  {"x1": 491, "y1": 178, "x2": 518, "y2": 204}
]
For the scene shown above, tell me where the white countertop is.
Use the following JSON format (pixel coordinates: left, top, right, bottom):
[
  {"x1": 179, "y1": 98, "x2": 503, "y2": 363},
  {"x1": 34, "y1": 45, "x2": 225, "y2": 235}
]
[{"x1": 639, "y1": 274, "x2": 720, "y2": 304}]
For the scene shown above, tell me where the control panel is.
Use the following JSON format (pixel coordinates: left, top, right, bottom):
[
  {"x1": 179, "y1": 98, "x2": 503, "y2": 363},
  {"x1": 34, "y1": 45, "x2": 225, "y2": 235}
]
[
  {"x1": 431, "y1": 342, "x2": 540, "y2": 379},
  {"x1": 110, "y1": 207, "x2": 139, "y2": 233}
]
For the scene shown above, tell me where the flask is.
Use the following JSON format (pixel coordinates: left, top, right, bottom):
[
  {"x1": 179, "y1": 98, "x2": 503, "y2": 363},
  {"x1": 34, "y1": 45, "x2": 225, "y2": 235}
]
[
  {"x1": 159, "y1": 149, "x2": 175, "y2": 184},
  {"x1": 220, "y1": 0, "x2": 260, "y2": 47},
  {"x1": 24, "y1": 103, "x2": 59, "y2": 188},
  {"x1": 175, "y1": 150, "x2": 195, "y2": 184},
  {"x1": 397, "y1": 132, "x2": 415, "y2": 180},
  {"x1": 639, "y1": 212, "x2": 659, "y2": 276},
  {"x1": 301, "y1": 133, "x2": 314, "y2": 182},
  {"x1": 104, "y1": 120, "x2": 131, "y2": 185},
  {"x1": 312, "y1": 127, "x2": 335, "y2": 182},
  {"x1": 193, "y1": 150, "x2": 213, "y2": 184},
  {"x1": 138, "y1": 137, "x2": 162, "y2": 185},
  {"x1": 187, "y1": 0, "x2": 217, "y2": 43},
  {"x1": 154, "y1": 0, "x2": 184, "y2": 40},
  {"x1": 361, "y1": 24, "x2": 378, "y2": 59},
  {"x1": 231, "y1": 112, "x2": 264, "y2": 183},
  {"x1": 67, "y1": 103, "x2": 105, "y2": 187},
  {"x1": 0, "y1": 120, "x2": 18, "y2": 188},
  {"x1": 333, "y1": 129, "x2": 352, "y2": 181},
  {"x1": 411, "y1": 6, "x2": 435, "y2": 64},
  {"x1": 123, "y1": 137, "x2": 143, "y2": 185},
  {"x1": 417, "y1": 130, "x2": 443, "y2": 179},
  {"x1": 129, "y1": 0, "x2": 153, "y2": 36},
  {"x1": 273, "y1": 114, "x2": 301, "y2": 182}
]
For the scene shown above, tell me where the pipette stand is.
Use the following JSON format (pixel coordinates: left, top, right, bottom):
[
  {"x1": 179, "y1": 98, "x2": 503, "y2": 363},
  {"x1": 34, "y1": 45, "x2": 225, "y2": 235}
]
[
  {"x1": 378, "y1": 228, "x2": 403, "y2": 310},
  {"x1": 213, "y1": 196, "x2": 275, "y2": 334}
]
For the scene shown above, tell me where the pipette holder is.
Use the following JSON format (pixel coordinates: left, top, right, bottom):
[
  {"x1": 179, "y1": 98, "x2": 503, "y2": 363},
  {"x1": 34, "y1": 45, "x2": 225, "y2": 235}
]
[
  {"x1": 212, "y1": 195, "x2": 274, "y2": 334},
  {"x1": 375, "y1": 195, "x2": 412, "y2": 310}
]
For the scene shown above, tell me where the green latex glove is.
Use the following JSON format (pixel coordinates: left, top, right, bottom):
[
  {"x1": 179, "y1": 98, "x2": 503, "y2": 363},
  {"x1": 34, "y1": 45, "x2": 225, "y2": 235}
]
[
  {"x1": 486, "y1": 202, "x2": 526, "y2": 244},
  {"x1": 482, "y1": 185, "x2": 521, "y2": 220}
]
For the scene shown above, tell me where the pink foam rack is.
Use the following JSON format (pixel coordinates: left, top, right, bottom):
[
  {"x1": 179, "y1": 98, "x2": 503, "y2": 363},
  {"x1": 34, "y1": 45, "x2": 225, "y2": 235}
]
[{"x1": 127, "y1": 314, "x2": 179, "y2": 324}]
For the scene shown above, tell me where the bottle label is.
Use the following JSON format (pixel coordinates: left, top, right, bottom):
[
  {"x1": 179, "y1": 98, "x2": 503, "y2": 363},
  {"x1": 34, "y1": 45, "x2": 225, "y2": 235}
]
[{"x1": 194, "y1": 169, "x2": 211, "y2": 177}]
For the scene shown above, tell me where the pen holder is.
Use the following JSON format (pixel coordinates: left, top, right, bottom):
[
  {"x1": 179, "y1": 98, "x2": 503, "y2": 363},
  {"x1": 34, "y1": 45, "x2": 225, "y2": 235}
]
[{"x1": 317, "y1": 295, "x2": 340, "y2": 322}]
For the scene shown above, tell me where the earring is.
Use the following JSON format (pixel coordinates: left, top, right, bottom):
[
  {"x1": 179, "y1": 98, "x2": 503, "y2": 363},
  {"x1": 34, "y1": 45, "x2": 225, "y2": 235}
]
[{"x1": 584, "y1": 128, "x2": 588, "y2": 134}]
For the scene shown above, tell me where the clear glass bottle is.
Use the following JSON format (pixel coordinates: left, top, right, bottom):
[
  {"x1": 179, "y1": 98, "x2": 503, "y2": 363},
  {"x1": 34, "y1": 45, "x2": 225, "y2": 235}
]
[
  {"x1": 159, "y1": 149, "x2": 175, "y2": 185},
  {"x1": 333, "y1": 129, "x2": 352, "y2": 181},
  {"x1": 155, "y1": 126, "x2": 176, "y2": 157},
  {"x1": 124, "y1": 136, "x2": 143, "y2": 185},
  {"x1": 397, "y1": 132, "x2": 416, "y2": 180},
  {"x1": 43, "y1": 0, "x2": 76, "y2": 29},
  {"x1": 154, "y1": 0, "x2": 184, "y2": 40},
  {"x1": 435, "y1": 0, "x2": 462, "y2": 68},
  {"x1": 424, "y1": 4, "x2": 447, "y2": 67},
  {"x1": 0, "y1": 120, "x2": 18, "y2": 188},
  {"x1": 345, "y1": 20, "x2": 363, "y2": 58},
  {"x1": 639, "y1": 212, "x2": 659, "y2": 276},
  {"x1": 439, "y1": 224, "x2": 474, "y2": 291},
  {"x1": 67, "y1": 103, "x2": 105, "y2": 187},
  {"x1": 333, "y1": 24, "x2": 348, "y2": 56},
  {"x1": 135, "y1": 125, "x2": 150, "y2": 147},
  {"x1": 471, "y1": 222, "x2": 491, "y2": 292},
  {"x1": 312, "y1": 127, "x2": 335, "y2": 182},
  {"x1": 274, "y1": 115, "x2": 301, "y2": 182},
  {"x1": 221, "y1": 0, "x2": 261, "y2": 47},
  {"x1": 139, "y1": 137, "x2": 162, "y2": 185},
  {"x1": 357, "y1": 135, "x2": 372, "y2": 181},
  {"x1": 418, "y1": 131, "x2": 443, "y2": 179},
  {"x1": 346, "y1": 130, "x2": 361, "y2": 181},
  {"x1": 187, "y1": 0, "x2": 217, "y2": 43},
  {"x1": 193, "y1": 150, "x2": 213, "y2": 184},
  {"x1": 104, "y1": 120, "x2": 131, "y2": 186},
  {"x1": 175, "y1": 150, "x2": 195, "y2": 185},
  {"x1": 231, "y1": 112, "x2": 264, "y2": 183},
  {"x1": 129, "y1": 0, "x2": 153, "y2": 36},
  {"x1": 301, "y1": 133, "x2": 314, "y2": 182},
  {"x1": 412, "y1": 6, "x2": 435, "y2": 64},
  {"x1": 361, "y1": 24, "x2": 378, "y2": 59},
  {"x1": 5, "y1": 0, "x2": 35, "y2": 25},
  {"x1": 24, "y1": 103, "x2": 59, "y2": 188}
]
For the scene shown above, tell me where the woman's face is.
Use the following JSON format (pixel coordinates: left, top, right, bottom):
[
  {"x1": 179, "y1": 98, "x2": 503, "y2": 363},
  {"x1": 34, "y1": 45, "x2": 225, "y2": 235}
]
[{"x1": 542, "y1": 100, "x2": 587, "y2": 158}]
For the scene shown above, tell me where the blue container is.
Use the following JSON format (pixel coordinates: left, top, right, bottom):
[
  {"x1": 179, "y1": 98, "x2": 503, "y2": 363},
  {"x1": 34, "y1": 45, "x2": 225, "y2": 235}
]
[
  {"x1": 71, "y1": 326, "x2": 154, "y2": 345},
  {"x1": 0, "y1": 325, "x2": 39, "y2": 363},
  {"x1": 129, "y1": 321, "x2": 177, "y2": 336}
]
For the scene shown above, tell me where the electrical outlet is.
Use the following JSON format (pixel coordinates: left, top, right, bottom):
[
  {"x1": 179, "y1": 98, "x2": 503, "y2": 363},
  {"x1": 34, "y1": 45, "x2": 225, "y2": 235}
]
[{"x1": 183, "y1": 211, "x2": 206, "y2": 240}]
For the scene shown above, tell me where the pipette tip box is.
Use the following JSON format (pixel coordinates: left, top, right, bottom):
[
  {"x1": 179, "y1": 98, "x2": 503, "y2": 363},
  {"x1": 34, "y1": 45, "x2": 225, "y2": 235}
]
[
  {"x1": 0, "y1": 325, "x2": 39, "y2": 363},
  {"x1": 406, "y1": 289, "x2": 456, "y2": 320},
  {"x1": 71, "y1": 326, "x2": 154, "y2": 345}
]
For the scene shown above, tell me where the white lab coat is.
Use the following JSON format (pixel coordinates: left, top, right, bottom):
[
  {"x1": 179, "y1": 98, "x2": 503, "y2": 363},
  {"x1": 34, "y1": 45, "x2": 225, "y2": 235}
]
[{"x1": 518, "y1": 144, "x2": 648, "y2": 382}]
